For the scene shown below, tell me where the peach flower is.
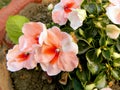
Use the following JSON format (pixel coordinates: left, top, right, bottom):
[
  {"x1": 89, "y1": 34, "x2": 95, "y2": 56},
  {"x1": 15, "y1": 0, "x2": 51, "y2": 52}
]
[
  {"x1": 52, "y1": 0, "x2": 82, "y2": 25},
  {"x1": 35, "y1": 26, "x2": 79, "y2": 76},
  {"x1": 106, "y1": 5, "x2": 120, "y2": 24},
  {"x1": 19, "y1": 22, "x2": 46, "y2": 51},
  {"x1": 6, "y1": 45, "x2": 37, "y2": 72}
]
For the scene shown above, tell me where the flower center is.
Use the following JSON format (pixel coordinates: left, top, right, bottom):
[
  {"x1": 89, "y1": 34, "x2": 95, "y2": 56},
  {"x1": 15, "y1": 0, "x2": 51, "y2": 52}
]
[
  {"x1": 56, "y1": 48, "x2": 60, "y2": 52},
  {"x1": 35, "y1": 37, "x2": 39, "y2": 44},
  {"x1": 17, "y1": 52, "x2": 30, "y2": 62},
  {"x1": 50, "y1": 48, "x2": 60, "y2": 64},
  {"x1": 34, "y1": 34, "x2": 39, "y2": 44},
  {"x1": 64, "y1": 2, "x2": 74, "y2": 13}
]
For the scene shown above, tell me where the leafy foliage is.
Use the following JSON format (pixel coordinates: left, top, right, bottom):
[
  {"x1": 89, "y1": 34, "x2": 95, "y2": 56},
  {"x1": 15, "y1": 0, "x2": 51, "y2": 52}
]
[{"x1": 60, "y1": 0, "x2": 120, "y2": 89}]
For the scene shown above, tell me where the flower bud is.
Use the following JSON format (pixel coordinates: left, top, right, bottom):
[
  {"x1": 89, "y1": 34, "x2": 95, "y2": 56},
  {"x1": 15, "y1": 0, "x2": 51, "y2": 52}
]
[{"x1": 47, "y1": 3, "x2": 53, "y2": 11}]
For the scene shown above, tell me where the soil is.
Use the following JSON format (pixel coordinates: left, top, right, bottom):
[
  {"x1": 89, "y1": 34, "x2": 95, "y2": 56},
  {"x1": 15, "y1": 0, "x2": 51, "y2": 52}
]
[{"x1": 0, "y1": 0, "x2": 120, "y2": 90}]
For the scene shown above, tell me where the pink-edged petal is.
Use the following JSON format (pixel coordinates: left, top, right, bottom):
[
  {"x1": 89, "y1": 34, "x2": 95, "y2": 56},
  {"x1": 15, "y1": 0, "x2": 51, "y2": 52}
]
[
  {"x1": 61, "y1": 0, "x2": 82, "y2": 8},
  {"x1": 40, "y1": 62, "x2": 61, "y2": 76},
  {"x1": 106, "y1": 5, "x2": 120, "y2": 24},
  {"x1": 58, "y1": 52, "x2": 78, "y2": 72},
  {"x1": 22, "y1": 22, "x2": 46, "y2": 36},
  {"x1": 109, "y1": 0, "x2": 120, "y2": 5},
  {"x1": 68, "y1": 9, "x2": 86, "y2": 30},
  {"x1": 7, "y1": 60, "x2": 24, "y2": 72},
  {"x1": 40, "y1": 63, "x2": 49, "y2": 71},
  {"x1": 6, "y1": 45, "x2": 19, "y2": 61},
  {"x1": 23, "y1": 52, "x2": 37, "y2": 69},
  {"x1": 6, "y1": 45, "x2": 24, "y2": 71},
  {"x1": 45, "y1": 27, "x2": 61, "y2": 47},
  {"x1": 19, "y1": 35, "x2": 37, "y2": 51},
  {"x1": 61, "y1": 32, "x2": 78, "y2": 54},
  {"x1": 52, "y1": 4, "x2": 68, "y2": 25},
  {"x1": 35, "y1": 44, "x2": 56, "y2": 63},
  {"x1": 34, "y1": 45, "x2": 42, "y2": 63}
]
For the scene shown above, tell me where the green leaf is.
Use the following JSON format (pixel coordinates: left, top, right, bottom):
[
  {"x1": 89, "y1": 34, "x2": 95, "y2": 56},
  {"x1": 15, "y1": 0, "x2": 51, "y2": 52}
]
[
  {"x1": 99, "y1": 36, "x2": 107, "y2": 47},
  {"x1": 102, "y1": 49, "x2": 111, "y2": 60},
  {"x1": 87, "y1": 61, "x2": 99, "y2": 75},
  {"x1": 86, "y1": 49, "x2": 103, "y2": 74},
  {"x1": 76, "y1": 69, "x2": 89, "y2": 84},
  {"x1": 79, "y1": 28, "x2": 85, "y2": 37},
  {"x1": 94, "y1": 72, "x2": 106, "y2": 89},
  {"x1": 77, "y1": 39, "x2": 91, "y2": 54},
  {"x1": 113, "y1": 58, "x2": 120, "y2": 67},
  {"x1": 6, "y1": 15, "x2": 29, "y2": 44},
  {"x1": 116, "y1": 40, "x2": 120, "y2": 52},
  {"x1": 84, "y1": 3, "x2": 97, "y2": 14},
  {"x1": 85, "y1": 83, "x2": 96, "y2": 90},
  {"x1": 86, "y1": 49, "x2": 97, "y2": 62},
  {"x1": 111, "y1": 69, "x2": 120, "y2": 80},
  {"x1": 72, "y1": 78, "x2": 84, "y2": 90}
]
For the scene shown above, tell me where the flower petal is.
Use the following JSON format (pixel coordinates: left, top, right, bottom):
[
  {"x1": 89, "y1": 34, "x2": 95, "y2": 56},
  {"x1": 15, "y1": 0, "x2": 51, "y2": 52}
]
[
  {"x1": 68, "y1": 9, "x2": 86, "y2": 30},
  {"x1": 52, "y1": 4, "x2": 68, "y2": 25},
  {"x1": 40, "y1": 62, "x2": 61, "y2": 76},
  {"x1": 6, "y1": 45, "x2": 37, "y2": 72},
  {"x1": 101, "y1": 87, "x2": 112, "y2": 90},
  {"x1": 7, "y1": 60, "x2": 23, "y2": 72},
  {"x1": 47, "y1": 64, "x2": 61, "y2": 76},
  {"x1": 6, "y1": 45, "x2": 23, "y2": 71},
  {"x1": 35, "y1": 44, "x2": 56, "y2": 63},
  {"x1": 106, "y1": 5, "x2": 120, "y2": 24},
  {"x1": 109, "y1": 0, "x2": 120, "y2": 5},
  {"x1": 19, "y1": 35, "x2": 37, "y2": 51},
  {"x1": 106, "y1": 24, "x2": 120, "y2": 39},
  {"x1": 22, "y1": 22, "x2": 46, "y2": 36},
  {"x1": 23, "y1": 51, "x2": 37, "y2": 69},
  {"x1": 44, "y1": 26, "x2": 62, "y2": 47},
  {"x1": 58, "y1": 52, "x2": 78, "y2": 71},
  {"x1": 61, "y1": 0, "x2": 82, "y2": 8},
  {"x1": 61, "y1": 32, "x2": 78, "y2": 54}
]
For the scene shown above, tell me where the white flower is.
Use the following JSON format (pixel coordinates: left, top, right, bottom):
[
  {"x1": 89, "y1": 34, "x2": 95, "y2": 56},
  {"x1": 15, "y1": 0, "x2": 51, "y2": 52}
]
[
  {"x1": 106, "y1": 5, "x2": 120, "y2": 24},
  {"x1": 106, "y1": 24, "x2": 120, "y2": 39},
  {"x1": 68, "y1": 9, "x2": 87, "y2": 30}
]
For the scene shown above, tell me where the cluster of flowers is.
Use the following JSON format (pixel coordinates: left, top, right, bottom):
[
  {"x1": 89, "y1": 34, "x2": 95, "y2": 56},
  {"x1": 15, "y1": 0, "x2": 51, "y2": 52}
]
[
  {"x1": 52, "y1": 0, "x2": 86, "y2": 30},
  {"x1": 6, "y1": 0, "x2": 86, "y2": 76},
  {"x1": 6, "y1": 22, "x2": 79, "y2": 76}
]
